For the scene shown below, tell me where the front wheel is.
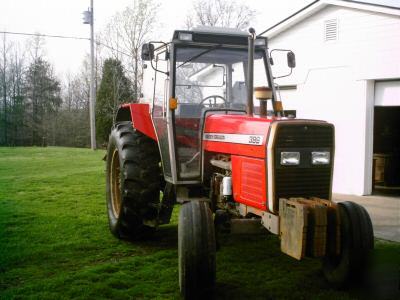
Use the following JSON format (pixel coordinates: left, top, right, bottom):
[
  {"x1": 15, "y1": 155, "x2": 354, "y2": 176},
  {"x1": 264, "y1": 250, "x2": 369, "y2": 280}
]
[
  {"x1": 178, "y1": 200, "x2": 216, "y2": 299},
  {"x1": 323, "y1": 201, "x2": 374, "y2": 287}
]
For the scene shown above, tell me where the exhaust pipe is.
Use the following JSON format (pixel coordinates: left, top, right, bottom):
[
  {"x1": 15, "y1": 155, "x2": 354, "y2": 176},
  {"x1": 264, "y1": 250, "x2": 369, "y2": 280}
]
[{"x1": 247, "y1": 27, "x2": 256, "y2": 116}]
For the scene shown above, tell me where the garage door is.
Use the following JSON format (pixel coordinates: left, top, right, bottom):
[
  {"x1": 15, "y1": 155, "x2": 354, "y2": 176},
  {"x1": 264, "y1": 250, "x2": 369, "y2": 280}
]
[{"x1": 375, "y1": 81, "x2": 400, "y2": 106}]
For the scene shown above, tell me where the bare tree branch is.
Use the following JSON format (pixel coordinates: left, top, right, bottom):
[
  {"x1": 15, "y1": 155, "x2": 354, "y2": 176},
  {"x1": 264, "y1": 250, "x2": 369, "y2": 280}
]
[
  {"x1": 185, "y1": 0, "x2": 255, "y2": 30},
  {"x1": 99, "y1": 0, "x2": 158, "y2": 100}
]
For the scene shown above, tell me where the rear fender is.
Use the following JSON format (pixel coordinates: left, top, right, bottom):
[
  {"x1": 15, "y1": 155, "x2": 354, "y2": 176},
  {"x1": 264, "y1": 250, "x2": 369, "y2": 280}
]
[
  {"x1": 116, "y1": 103, "x2": 157, "y2": 141},
  {"x1": 115, "y1": 106, "x2": 131, "y2": 123}
]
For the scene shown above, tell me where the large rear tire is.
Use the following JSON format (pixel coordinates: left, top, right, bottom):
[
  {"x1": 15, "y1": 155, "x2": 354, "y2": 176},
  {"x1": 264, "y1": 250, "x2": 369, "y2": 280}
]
[
  {"x1": 178, "y1": 200, "x2": 216, "y2": 299},
  {"x1": 106, "y1": 121, "x2": 161, "y2": 239},
  {"x1": 323, "y1": 201, "x2": 374, "y2": 287}
]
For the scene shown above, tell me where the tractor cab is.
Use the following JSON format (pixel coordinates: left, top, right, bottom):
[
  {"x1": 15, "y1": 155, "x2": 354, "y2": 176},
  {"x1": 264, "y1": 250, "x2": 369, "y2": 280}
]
[{"x1": 142, "y1": 28, "x2": 278, "y2": 184}]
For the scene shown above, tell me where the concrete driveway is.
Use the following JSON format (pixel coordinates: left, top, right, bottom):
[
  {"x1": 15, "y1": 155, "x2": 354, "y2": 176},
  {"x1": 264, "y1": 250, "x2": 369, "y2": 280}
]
[{"x1": 333, "y1": 194, "x2": 400, "y2": 242}]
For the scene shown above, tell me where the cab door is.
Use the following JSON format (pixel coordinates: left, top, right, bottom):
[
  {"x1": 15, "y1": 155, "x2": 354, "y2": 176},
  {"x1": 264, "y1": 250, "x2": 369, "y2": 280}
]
[{"x1": 151, "y1": 46, "x2": 176, "y2": 182}]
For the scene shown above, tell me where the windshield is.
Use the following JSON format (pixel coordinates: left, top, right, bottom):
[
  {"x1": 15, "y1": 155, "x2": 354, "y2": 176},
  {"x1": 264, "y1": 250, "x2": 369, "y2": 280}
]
[{"x1": 175, "y1": 46, "x2": 268, "y2": 115}]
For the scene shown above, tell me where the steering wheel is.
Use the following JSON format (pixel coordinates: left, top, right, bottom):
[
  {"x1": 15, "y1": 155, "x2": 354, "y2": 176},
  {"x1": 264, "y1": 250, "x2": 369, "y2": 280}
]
[{"x1": 199, "y1": 95, "x2": 227, "y2": 108}]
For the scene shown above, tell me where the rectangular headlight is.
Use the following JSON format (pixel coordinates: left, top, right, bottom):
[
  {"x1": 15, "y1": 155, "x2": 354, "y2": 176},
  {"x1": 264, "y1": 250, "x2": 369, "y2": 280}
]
[
  {"x1": 178, "y1": 32, "x2": 192, "y2": 41},
  {"x1": 312, "y1": 151, "x2": 330, "y2": 165},
  {"x1": 281, "y1": 152, "x2": 300, "y2": 165},
  {"x1": 255, "y1": 38, "x2": 266, "y2": 46}
]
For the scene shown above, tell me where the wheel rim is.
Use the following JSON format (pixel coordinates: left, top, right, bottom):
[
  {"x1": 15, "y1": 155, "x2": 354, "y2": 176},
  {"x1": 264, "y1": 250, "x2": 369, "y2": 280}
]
[{"x1": 110, "y1": 149, "x2": 122, "y2": 218}]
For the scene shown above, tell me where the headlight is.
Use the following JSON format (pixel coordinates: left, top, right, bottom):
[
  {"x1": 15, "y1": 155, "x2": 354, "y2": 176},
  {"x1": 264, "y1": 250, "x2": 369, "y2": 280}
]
[
  {"x1": 312, "y1": 151, "x2": 330, "y2": 165},
  {"x1": 255, "y1": 38, "x2": 266, "y2": 47},
  {"x1": 178, "y1": 32, "x2": 192, "y2": 41},
  {"x1": 281, "y1": 152, "x2": 300, "y2": 165}
]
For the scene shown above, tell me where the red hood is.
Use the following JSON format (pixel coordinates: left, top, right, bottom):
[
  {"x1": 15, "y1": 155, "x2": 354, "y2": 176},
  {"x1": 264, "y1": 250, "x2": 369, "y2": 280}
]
[{"x1": 203, "y1": 114, "x2": 275, "y2": 158}]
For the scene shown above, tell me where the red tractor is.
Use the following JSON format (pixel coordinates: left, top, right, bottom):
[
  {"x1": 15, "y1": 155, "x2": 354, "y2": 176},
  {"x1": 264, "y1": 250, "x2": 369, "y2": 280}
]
[{"x1": 105, "y1": 27, "x2": 373, "y2": 298}]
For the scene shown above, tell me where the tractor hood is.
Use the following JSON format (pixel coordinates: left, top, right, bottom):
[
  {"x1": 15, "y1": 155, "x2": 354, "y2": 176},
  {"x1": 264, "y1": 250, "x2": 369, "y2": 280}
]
[{"x1": 203, "y1": 114, "x2": 274, "y2": 158}]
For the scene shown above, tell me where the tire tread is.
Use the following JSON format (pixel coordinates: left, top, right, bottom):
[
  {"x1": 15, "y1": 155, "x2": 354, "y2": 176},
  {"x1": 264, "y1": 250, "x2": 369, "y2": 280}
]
[{"x1": 106, "y1": 121, "x2": 161, "y2": 239}]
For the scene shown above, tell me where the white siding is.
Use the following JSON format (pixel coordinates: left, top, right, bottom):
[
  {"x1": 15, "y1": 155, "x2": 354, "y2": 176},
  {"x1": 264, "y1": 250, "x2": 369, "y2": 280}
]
[
  {"x1": 375, "y1": 81, "x2": 400, "y2": 106},
  {"x1": 276, "y1": 88, "x2": 298, "y2": 111},
  {"x1": 268, "y1": 5, "x2": 400, "y2": 195},
  {"x1": 270, "y1": 5, "x2": 400, "y2": 84}
]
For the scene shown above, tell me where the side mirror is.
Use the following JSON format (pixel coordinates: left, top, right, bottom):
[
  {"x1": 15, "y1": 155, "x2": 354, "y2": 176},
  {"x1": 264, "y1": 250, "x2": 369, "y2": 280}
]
[
  {"x1": 141, "y1": 43, "x2": 154, "y2": 61},
  {"x1": 287, "y1": 51, "x2": 296, "y2": 68}
]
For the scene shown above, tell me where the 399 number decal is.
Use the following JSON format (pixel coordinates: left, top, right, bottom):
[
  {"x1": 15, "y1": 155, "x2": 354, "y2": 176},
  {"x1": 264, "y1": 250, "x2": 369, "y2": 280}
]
[
  {"x1": 249, "y1": 136, "x2": 261, "y2": 145},
  {"x1": 203, "y1": 133, "x2": 263, "y2": 145}
]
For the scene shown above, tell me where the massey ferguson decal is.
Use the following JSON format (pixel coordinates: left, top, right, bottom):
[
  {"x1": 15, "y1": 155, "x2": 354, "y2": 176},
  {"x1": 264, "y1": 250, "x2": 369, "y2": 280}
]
[{"x1": 203, "y1": 133, "x2": 264, "y2": 145}]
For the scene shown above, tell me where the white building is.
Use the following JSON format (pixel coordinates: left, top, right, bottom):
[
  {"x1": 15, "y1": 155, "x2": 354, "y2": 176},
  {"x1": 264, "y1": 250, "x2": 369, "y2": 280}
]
[{"x1": 264, "y1": 0, "x2": 400, "y2": 196}]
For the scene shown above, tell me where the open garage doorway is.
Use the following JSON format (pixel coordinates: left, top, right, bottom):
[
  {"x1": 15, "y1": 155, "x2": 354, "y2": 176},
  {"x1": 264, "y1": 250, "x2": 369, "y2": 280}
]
[{"x1": 373, "y1": 106, "x2": 400, "y2": 196}]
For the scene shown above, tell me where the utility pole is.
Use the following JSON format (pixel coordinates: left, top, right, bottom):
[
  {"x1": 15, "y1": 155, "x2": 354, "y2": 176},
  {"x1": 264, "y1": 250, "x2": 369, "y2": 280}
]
[
  {"x1": 2, "y1": 33, "x2": 7, "y2": 145},
  {"x1": 83, "y1": 0, "x2": 96, "y2": 150}
]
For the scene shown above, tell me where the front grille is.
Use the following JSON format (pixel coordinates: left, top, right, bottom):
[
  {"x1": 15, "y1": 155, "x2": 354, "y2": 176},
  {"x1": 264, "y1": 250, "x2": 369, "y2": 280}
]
[
  {"x1": 275, "y1": 124, "x2": 333, "y2": 148},
  {"x1": 275, "y1": 168, "x2": 331, "y2": 199},
  {"x1": 273, "y1": 122, "x2": 334, "y2": 205}
]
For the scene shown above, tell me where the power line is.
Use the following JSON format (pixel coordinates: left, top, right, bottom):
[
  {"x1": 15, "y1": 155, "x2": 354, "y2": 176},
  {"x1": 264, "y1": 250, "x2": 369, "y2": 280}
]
[
  {"x1": 95, "y1": 41, "x2": 133, "y2": 59},
  {"x1": 0, "y1": 30, "x2": 89, "y2": 41},
  {"x1": 0, "y1": 30, "x2": 134, "y2": 58}
]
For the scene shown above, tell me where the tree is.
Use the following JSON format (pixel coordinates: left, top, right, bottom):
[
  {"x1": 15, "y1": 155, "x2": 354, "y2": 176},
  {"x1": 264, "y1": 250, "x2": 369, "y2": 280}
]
[
  {"x1": 24, "y1": 57, "x2": 62, "y2": 146},
  {"x1": 185, "y1": 0, "x2": 256, "y2": 30},
  {"x1": 0, "y1": 33, "x2": 11, "y2": 145},
  {"x1": 0, "y1": 35, "x2": 27, "y2": 146},
  {"x1": 96, "y1": 58, "x2": 131, "y2": 145},
  {"x1": 0, "y1": 33, "x2": 96, "y2": 148},
  {"x1": 100, "y1": 0, "x2": 158, "y2": 100},
  {"x1": 56, "y1": 70, "x2": 91, "y2": 148},
  {"x1": 8, "y1": 43, "x2": 26, "y2": 146}
]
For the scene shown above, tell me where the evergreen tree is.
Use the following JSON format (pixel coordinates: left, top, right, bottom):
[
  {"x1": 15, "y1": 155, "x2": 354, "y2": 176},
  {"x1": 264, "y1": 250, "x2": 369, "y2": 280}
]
[
  {"x1": 96, "y1": 58, "x2": 131, "y2": 145},
  {"x1": 24, "y1": 58, "x2": 61, "y2": 146}
]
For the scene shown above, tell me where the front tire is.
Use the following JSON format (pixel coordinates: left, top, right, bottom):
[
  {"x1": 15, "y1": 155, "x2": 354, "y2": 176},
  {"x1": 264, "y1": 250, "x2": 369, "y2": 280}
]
[
  {"x1": 323, "y1": 201, "x2": 374, "y2": 287},
  {"x1": 106, "y1": 121, "x2": 161, "y2": 239},
  {"x1": 178, "y1": 200, "x2": 216, "y2": 299}
]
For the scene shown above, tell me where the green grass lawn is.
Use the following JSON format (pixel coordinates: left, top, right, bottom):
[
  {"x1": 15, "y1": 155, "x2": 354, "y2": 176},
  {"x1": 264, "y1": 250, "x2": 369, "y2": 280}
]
[{"x1": 0, "y1": 147, "x2": 399, "y2": 299}]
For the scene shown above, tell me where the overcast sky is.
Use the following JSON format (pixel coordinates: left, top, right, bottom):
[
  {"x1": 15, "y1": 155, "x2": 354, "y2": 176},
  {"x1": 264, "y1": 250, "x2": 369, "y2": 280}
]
[{"x1": 0, "y1": 0, "x2": 313, "y2": 77}]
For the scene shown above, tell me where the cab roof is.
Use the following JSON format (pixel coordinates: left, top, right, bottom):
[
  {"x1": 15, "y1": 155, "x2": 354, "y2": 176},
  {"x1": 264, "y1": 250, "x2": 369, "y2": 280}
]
[{"x1": 172, "y1": 27, "x2": 267, "y2": 47}]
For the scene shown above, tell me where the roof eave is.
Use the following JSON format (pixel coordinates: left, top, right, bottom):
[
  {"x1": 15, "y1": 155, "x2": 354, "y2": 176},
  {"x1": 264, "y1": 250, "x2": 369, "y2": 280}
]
[
  {"x1": 264, "y1": 1, "x2": 327, "y2": 39},
  {"x1": 326, "y1": 0, "x2": 400, "y2": 15},
  {"x1": 262, "y1": 0, "x2": 400, "y2": 39}
]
